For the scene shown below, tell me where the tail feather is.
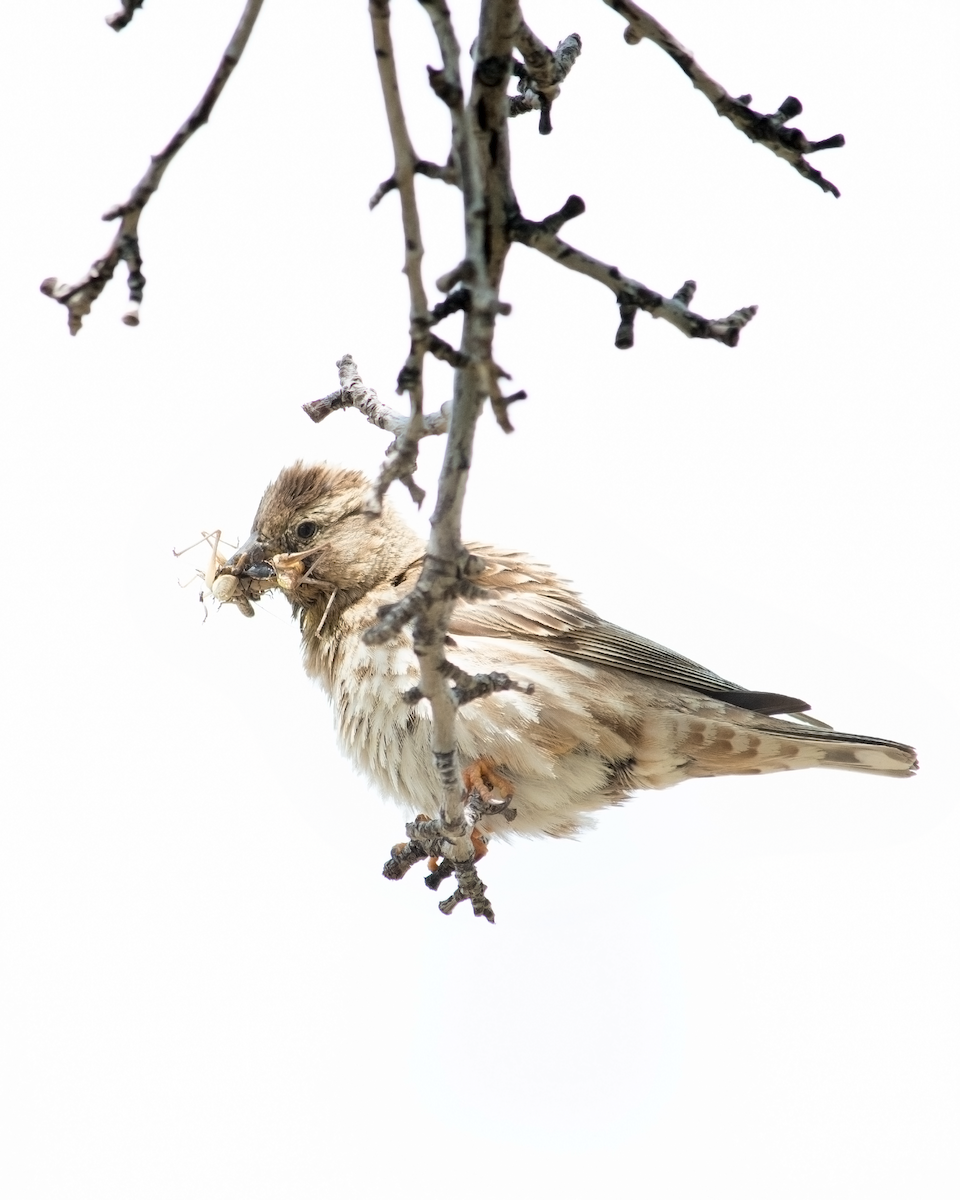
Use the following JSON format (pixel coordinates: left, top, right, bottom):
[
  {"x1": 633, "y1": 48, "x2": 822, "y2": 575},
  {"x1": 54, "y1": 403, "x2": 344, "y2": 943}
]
[
  {"x1": 756, "y1": 720, "x2": 918, "y2": 777},
  {"x1": 669, "y1": 707, "x2": 919, "y2": 784}
]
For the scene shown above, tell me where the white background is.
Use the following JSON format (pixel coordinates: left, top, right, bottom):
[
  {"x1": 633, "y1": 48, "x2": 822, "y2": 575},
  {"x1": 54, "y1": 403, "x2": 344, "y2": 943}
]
[{"x1": 2, "y1": 2, "x2": 957, "y2": 1196}]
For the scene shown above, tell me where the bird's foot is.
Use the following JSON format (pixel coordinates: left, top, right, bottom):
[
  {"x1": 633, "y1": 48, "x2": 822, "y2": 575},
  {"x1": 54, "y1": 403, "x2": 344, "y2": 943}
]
[
  {"x1": 462, "y1": 756, "x2": 518, "y2": 823},
  {"x1": 382, "y1": 811, "x2": 496, "y2": 922}
]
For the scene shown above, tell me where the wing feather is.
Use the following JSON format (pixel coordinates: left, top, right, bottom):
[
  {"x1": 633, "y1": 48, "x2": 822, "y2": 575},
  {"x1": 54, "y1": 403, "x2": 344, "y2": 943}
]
[{"x1": 442, "y1": 545, "x2": 811, "y2": 717}]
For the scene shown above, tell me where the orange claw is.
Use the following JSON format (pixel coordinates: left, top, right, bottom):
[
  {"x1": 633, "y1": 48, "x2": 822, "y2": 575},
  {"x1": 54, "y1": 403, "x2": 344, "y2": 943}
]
[{"x1": 462, "y1": 756, "x2": 515, "y2": 803}]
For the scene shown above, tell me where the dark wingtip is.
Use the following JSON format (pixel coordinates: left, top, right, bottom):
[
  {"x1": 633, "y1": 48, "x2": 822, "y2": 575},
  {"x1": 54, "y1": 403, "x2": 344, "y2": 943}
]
[{"x1": 713, "y1": 690, "x2": 810, "y2": 715}]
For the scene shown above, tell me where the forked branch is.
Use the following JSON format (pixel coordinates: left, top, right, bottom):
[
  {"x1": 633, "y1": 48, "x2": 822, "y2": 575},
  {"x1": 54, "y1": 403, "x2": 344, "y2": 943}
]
[
  {"x1": 41, "y1": 0, "x2": 264, "y2": 333},
  {"x1": 303, "y1": 355, "x2": 449, "y2": 510},
  {"x1": 303, "y1": 354, "x2": 449, "y2": 438},
  {"x1": 602, "y1": 0, "x2": 845, "y2": 196},
  {"x1": 510, "y1": 196, "x2": 757, "y2": 347}
]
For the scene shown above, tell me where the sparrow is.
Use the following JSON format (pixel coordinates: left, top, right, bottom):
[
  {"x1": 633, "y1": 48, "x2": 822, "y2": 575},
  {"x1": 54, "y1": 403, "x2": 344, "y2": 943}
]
[{"x1": 217, "y1": 461, "x2": 917, "y2": 844}]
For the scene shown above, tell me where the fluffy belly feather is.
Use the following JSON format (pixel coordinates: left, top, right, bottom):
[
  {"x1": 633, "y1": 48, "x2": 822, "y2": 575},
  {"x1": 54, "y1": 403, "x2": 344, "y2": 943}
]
[{"x1": 318, "y1": 629, "x2": 720, "y2": 838}]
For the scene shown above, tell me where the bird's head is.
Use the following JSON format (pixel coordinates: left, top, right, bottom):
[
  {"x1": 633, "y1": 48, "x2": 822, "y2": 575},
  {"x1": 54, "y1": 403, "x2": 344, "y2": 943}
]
[{"x1": 214, "y1": 461, "x2": 423, "y2": 620}]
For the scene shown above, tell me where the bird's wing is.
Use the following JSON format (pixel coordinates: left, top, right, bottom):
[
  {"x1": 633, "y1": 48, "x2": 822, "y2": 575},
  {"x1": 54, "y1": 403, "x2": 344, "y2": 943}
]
[{"x1": 442, "y1": 545, "x2": 812, "y2": 717}]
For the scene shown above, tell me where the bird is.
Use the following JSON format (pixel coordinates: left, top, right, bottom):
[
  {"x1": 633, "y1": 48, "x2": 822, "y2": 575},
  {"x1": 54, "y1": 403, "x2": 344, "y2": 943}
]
[{"x1": 217, "y1": 460, "x2": 917, "y2": 847}]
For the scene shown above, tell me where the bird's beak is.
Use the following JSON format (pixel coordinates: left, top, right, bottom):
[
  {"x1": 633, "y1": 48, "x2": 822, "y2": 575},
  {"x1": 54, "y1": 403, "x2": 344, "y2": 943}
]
[
  {"x1": 210, "y1": 532, "x2": 278, "y2": 617},
  {"x1": 225, "y1": 532, "x2": 277, "y2": 582}
]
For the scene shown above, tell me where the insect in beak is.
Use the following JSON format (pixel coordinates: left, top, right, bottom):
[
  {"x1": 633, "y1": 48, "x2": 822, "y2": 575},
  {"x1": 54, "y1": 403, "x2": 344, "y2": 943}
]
[
  {"x1": 214, "y1": 534, "x2": 279, "y2": 616},
  {"x1": 174, "y1": 530, "x2": 282, "y2": 619}
]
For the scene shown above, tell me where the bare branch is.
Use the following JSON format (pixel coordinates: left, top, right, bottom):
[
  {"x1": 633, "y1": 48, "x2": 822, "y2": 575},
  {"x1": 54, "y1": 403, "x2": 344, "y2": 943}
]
[
  {"x1": 303, "y1": 354, "x2": 449, "y2": 436},
  {"x1": 303, "y1": 355, "x2": 448, "y2": 508},
  {"x1": 436, "y1": 859, "x2": 496, "y2": 920},
  {"x1": 510, "y1": 25, "x2": 582, "y2": 134},
  {"x1": 510, "y1": 197, "x2": 757, "y2": 347},
  {"x1": 601, "y1": 1, "x2": 844, "y2": 196},
  {"x1": 403, "y1": 659, "x2": 534, "y2": 707},
  {"x1": 367, "y1": 0, "x2": 526, "y2": 917},
  {"x1": 369, "y1": 0, "x2": 439, "y2": 510},
  {"x1": 427, "y1": 287, "x2": 471, "y2": 325},
  {"x1": 369, "y1": 157, "x2": 459, "y2": 210},
  {"x1": 41, "y1": 0, "x2": 264, "y2": 334},
  {"x1": 105, "y1": 0, "x2": 144, "y2": 31},
  {"x1": 423, "y1": 0, "x2": 523, "y2": 436}
]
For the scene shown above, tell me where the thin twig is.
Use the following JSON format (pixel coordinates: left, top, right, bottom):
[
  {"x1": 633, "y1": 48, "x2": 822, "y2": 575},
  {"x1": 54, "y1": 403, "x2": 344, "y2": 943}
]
[
  {"x1": 404, "y1": 659, "x2": 534, "y2": 707},
  {"x1": 368, "y1": 0, "x2": 434, "y2": 509},
  {"x1": 302, "y1": 354, "x2": 449, "y2": 508},
  {"x1": 369, "y1": 158, "x2": 460, "y2": 209},
  {"x1": 510, "y1": 196, "x2": 757, "y2": 347},
  {"x1": 601, "y1": 0, "x2": 845, "y2": 196},
  {"x1": 303, "y1": 355, "x2": 449, "y2": 437},
  {"x1": 42, "y1": 0, "x2": 264, "y2": 334}
]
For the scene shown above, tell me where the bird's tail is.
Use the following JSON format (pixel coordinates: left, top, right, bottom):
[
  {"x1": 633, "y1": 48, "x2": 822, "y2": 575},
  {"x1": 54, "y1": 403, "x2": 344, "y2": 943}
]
[
  {"x1": 749, "y1": 717, "x2": 918, "y2": 778},
  {"x1": 668, "y1": 707, "x2": 918, "y2": 783}
]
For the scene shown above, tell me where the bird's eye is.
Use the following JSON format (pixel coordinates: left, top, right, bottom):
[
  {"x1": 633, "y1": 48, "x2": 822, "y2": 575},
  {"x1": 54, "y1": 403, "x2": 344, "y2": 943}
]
[{"x1": 295, "y1": 521, "x2": 318, "y2": 539}]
